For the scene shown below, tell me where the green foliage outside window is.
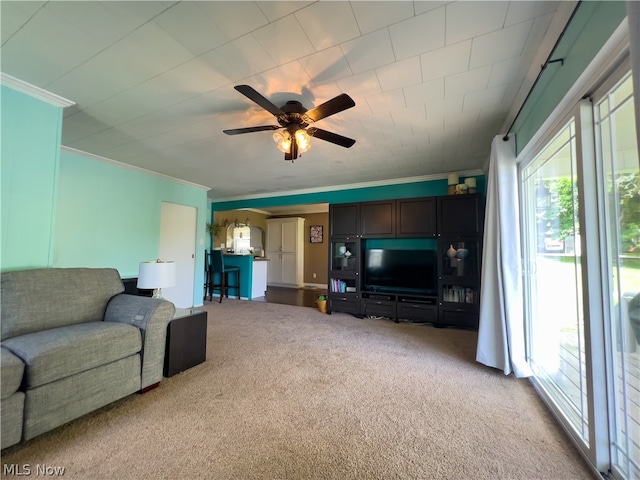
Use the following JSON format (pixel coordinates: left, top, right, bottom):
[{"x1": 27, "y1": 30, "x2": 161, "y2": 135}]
[
  {"x1": 538, "y1": 177, "x2": 579, "y2": 243},
  {"x1": 538, "y1": 172, "x2": 639, "y2": 255},
  {"x1": 615, "y1": 173, "x2": 640, "y2": 254}
]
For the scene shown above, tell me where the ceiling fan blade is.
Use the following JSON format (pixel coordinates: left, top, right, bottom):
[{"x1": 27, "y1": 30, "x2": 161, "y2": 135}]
[
  {"x1": 234, "y1": 85, "x2": 284, "y2": 116},
  {"x1": 223, "y1": 125, "x2": 281, "y2": 135},
  {"x1": 307, "y1": 127, "x2": 356, "y2": 148},
  {"x1": 305, "y1": 94, "x2": 355, "y2": 123}
]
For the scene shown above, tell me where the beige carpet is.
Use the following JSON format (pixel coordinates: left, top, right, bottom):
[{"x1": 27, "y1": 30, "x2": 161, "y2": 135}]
[{"x1": 1, "y1": 299, "x2": 592, "y2": 480}]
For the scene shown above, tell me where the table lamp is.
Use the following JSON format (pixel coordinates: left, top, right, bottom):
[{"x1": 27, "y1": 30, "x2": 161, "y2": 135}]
[{"x1": 137, "y1": 260, "x2": 176, "y2": 299}]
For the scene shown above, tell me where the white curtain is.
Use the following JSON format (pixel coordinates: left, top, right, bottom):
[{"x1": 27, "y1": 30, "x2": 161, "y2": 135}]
[
  {"x1": 629, "y1": 1, "x2": 640, "y2": 152},
  {"x1": 476, "y1": 135, "x2": 532, "y2": 377}
]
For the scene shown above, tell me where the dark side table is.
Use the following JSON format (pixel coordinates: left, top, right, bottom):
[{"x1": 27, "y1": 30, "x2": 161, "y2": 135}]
[{"x1": 164, "y1": 308, "x2": 207, "y2": 377}]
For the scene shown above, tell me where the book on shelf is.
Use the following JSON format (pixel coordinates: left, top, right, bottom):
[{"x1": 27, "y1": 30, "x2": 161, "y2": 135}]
[
  {"x1": 331, "y1": 278, "x2": 347, "y2": 293},
  {"x1": 443, "y1": 285, "x2": 478, "y2": 303}
]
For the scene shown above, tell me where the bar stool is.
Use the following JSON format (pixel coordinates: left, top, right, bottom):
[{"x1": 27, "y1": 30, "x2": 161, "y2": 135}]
[
  {"x1": 210, "y1": 249, "x2": 240, "y2": 302},
  {"x1": 204, "y1": 250, "x2": 212, "y2": 301}
]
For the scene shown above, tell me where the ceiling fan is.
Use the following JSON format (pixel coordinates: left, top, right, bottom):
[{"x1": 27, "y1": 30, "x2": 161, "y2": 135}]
[{"x1": 223, "y1": 85, "x2": 356, "y2": 161}]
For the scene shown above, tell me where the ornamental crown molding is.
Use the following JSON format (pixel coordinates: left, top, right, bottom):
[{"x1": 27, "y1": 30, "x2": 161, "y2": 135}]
[{"x1": 0, "y1": 73, "x2": 75, "y2": 108}]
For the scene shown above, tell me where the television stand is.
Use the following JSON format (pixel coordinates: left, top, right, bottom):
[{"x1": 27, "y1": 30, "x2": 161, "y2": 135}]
[{"x1": 361, "y1": 292, "x2": 437, "y2": 324}]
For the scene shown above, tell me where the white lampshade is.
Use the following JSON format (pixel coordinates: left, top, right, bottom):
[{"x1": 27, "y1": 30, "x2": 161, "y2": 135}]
[
  {"x1": 137, "y1": 261, "x2": 175, "y2": 298},
  {"x1": 464, "y1": 177, "x2": 477, "y2": 188},
  {"x1": 448, "y1": 173, "x2": 459, "y2": 185}
]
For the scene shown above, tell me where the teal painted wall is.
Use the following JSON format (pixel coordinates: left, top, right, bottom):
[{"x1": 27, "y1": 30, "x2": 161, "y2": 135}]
[
  {"x1": 212, "y1": 175, "x2": 486, "y2": 212},
  {"x1": 56, "y1": 150, "x2": 159, "y2": 273},
  {"x1": 1, "y1": 85, "x2": 63, "y2": 271},
  {"x1": 55, "y1": 149, "x2": 209, "y2": 306},
  {"x1": 364, "y1": 238, "x2": 437, "y2": 250},
  {"x1": 514, "y1": 1, "x2": 627, "y2": 154},
  {"x1": 0, "y1": 84, "x2": 208, "y2": 305}
]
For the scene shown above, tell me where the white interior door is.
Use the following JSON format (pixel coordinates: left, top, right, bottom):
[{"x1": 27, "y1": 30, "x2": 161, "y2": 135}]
[{"x1": 159, "y1": 202, "x2": 196, "y2": 308}]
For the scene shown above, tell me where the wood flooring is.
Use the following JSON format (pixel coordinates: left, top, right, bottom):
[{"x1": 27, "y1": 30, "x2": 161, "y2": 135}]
[{"x1": 253, "y1": 286, "x2": 328, "y2": 308}]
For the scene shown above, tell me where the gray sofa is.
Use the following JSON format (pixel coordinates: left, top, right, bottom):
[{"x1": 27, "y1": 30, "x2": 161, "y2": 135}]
[{"x1": 0, "y1": 267, "x2": 176, "y2": 449}]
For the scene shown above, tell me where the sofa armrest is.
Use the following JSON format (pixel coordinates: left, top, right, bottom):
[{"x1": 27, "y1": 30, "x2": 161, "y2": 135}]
[{"x1": 104, "y1": 294, "x2": 176, "y2": 388}]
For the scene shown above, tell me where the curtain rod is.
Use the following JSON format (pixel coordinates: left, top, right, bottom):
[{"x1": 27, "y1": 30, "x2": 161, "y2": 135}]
[{"x1": 502, "y1": 1, "x2": 581, "y2": 141}]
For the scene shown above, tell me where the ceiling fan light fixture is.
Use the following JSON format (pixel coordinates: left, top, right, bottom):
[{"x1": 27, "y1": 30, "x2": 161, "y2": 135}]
[
  {"x1": 295, "y1": 129, "x2": 311, "y2": 153},
  {"x1": 227, "y1": 85, "x2": 355, "y2": 160},
  {"x1": 273, "y1": 131, "x2": 291, "y2": 153}
]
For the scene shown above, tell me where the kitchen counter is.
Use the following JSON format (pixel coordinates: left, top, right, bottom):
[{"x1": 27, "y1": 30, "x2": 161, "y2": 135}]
[{"x1": 222, "y1": 254, "x2": 268, "y2": 300}]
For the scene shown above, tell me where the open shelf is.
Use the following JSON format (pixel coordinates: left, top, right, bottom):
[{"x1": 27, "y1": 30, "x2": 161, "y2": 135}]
[
  {"x1": 330, "y1": 277, "x2": 357, "y2": 293},
  {"x1": 441, "y1": 285, "x2": 479, "y2": 304}
]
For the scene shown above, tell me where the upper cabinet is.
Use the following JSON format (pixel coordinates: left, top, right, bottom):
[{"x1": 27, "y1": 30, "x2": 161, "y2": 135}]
[
  {"x1": 360, "y1": 200, "x2": 395, "y2": 238},
  {"x1": 396, "y1": 197, "x2": 437, "y2": 237},
  {"x1": 329, "y1": 203, "x2": 359, "y2": 238},
  {"x1": 331, "y1": 197, "x2": 439, "y2": 239},
  {"x1": 329, "y1": 201, "x2": 396, "y2": 238},
  {"x1": 436, "y1": 194, "x2": 484, "y2": 236}
]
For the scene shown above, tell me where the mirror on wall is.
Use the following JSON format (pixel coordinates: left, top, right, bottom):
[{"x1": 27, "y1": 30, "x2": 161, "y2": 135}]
[{"x1": 225, "y1": 223, "x2": 264, "y2": 255}]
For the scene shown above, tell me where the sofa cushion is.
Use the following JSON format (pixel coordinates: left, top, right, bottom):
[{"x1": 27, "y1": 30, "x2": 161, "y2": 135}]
[
  {"x1": 23, "y1": 355, "x2": 141, "y2": 441},
  {"x1": 1, "y1": 391, "x2": 24, "y2": 448},
  {"x1": 1, "y1": 347, "x2": 25, "y2": 399},
  {"x1": 2, "y1": 322, "x2": 141, "y2": 389},
  {"x1": 1, "y1": 268, "x2": 124, "y2": 341}
]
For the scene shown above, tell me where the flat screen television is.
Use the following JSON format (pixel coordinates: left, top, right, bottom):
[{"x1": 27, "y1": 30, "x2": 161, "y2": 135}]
[{"x1": 364, "y1": 249, "x2": 437, "y2": 295}]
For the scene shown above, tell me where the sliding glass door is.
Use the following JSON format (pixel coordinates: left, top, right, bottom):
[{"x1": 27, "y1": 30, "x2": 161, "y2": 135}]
[
  {"x1": 520, "y1": 61, "x2": 639, "y2": 479},
  {"x1": 594, "y1": 71, "x2": 640, "y2": 480},
  {"x1": 521, "y1": 119, "x2": 589, "y2": 442}
]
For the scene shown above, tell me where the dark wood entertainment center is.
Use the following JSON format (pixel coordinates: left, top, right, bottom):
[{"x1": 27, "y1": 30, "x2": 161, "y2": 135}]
[{"x1": 327, "y1": 193, "x2": 484, "y2": 329}]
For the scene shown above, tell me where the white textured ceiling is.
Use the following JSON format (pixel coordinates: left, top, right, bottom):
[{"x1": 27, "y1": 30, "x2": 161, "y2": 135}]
[{"x1": 1, "y1": 1, "x2": 572, "y2": 201}]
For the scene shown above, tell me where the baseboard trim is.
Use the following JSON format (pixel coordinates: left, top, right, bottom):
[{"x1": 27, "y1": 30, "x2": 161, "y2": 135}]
[{"x1": 208, "y1": 294, "x2": 248, "y2": 301}]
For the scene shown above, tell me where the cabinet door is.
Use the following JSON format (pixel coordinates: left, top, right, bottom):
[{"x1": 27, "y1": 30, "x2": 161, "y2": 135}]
[
  {"x1": 437, "y1": 237, "x2": 481, "y2": 330},
  {"x1": 267, "y1": 254, "x2": 282, "y2": 284},
  {"x1": 439, "y1": 309, "x2": 478, "y2": 329},
  {"x1": 328, "y1": 239, "x2": 360, "y2": 311},
  {"x1": 330, "y1": 203, "x2": 359, "y2": 237},
  {"x1": 438, "y1": 239, "x2": 480, "y2": 278},
  {"x1": 437, "y1": 194, "x2": 483, "y2": 236},
  {"x1": 266, "y1": 218, "x2": 303, "y2": 287},
  {"x1": 360, "y1": 200, "x2": 395, "y2": 237},
  {"x1": 329, "y1": 239, "x2": 359, "y2": 275},
  {"x1": 266, "y1": 220, "x2": 283, "y2": 285},
  {"x1": 328, "y1": 295, "x2": 360, "y2": 315},
  {"x1": 266, "y1": 221, "x2": 282, "y2": 251},
  {"x1": 281, "y1": 221, "x2": 297, "y2": 252},
  {"x1": 281, "y1": 252, "x2": 297, "y2": 284},
  {"x1": 396, "y1": 197, "x2": 436, "y2": 237}
]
